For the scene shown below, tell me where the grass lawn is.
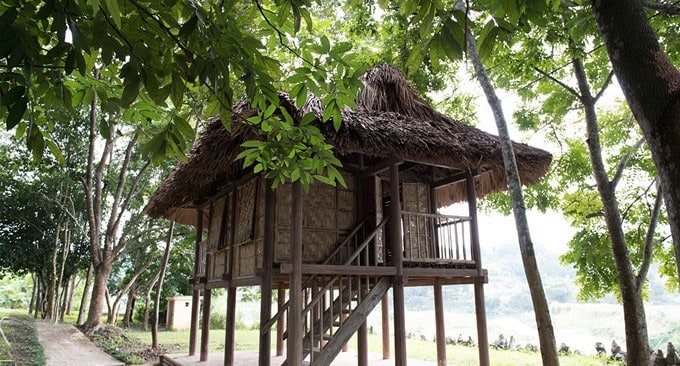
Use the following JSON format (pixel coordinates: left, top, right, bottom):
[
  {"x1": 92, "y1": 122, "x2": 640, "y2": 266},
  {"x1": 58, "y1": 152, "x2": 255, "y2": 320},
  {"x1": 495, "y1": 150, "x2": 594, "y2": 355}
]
[
  {"x1": 128, "y1": 326, "x2": 621, "y2": 366},
  {"x1": 0, "y1": 309, "x2": 45, "y2": 366}
]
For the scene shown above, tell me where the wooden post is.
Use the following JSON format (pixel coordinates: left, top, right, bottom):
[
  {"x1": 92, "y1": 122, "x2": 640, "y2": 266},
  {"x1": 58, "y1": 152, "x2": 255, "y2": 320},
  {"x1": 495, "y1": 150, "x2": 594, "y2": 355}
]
[
  {"x1": 381, "y1": 293, "x2": 390, "y2": 359},
  {"x1": 287, "y1": 181, "x2": 304, "y2": 366},
  {"x1": 200, "y1": 256, "x2": 212, "y2": 362},
  {"x1": 390, "y1": 163, "x2": 407, "y2": 366},
  {"x1": 434, "y1": 279, "x2": 446, "y2": 366},
  {"x1": 276, "y1": 284, "x2": 286, "y2": 356},
  {"x1": 356, "y1": 159, "x2": 368, "y2": 366},
  {"x1": 259, "y1": 183, "x2": 276, "y2": 366},
  {"x1": 225, "y1": 192, "x2": 238, "y2": 366},
  {"x1": 189, "y1": 209, "x2": 203, "y2": 356},
  {"x1": 466, "y1": 172, "x2": 489, "y2": 366},
  {"x1": 430, "y1": 181, "x2": 439, "y2": 258},
  {"x1": 224, "y1": 287, "x2": 237, "y2": 365}
]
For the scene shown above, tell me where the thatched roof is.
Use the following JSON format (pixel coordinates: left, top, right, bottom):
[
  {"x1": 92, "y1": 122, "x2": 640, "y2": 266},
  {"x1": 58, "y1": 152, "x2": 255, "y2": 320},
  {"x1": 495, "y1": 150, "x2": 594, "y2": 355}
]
[{"x1": 147, "y1": 64, "x2": 552, "y2": 225}]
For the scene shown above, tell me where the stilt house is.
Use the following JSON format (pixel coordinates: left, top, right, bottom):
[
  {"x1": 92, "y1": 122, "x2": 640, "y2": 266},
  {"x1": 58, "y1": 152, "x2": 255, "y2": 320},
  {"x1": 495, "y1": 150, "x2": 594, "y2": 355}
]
[{"x1": 147, "y1": 65, "x2": 552, "y2": 366}]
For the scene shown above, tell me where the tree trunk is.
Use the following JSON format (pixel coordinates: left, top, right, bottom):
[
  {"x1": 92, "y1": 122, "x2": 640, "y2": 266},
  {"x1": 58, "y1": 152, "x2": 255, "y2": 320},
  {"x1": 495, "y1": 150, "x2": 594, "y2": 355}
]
[
  {"x1": 84, "y1": 260, "x2": 113, "y2": 331},
  {"x1": 47, "y1": 218, "x2": 63, "y2": 322},
  {"x1": 123, "y1": 287, "x2": 136, "y2": 328},
  {"x1": 143, "y1": 275, "x2": 159, "y2": 332},
  {"x1": 29, "y1": 273, "x2": 37, "y2": 317},
  {"x1": 152, "y1": 221, "x2": 175, "y2": 349},
  {"x1": 464, "y1": 19, "x2": 560, "y2": 366},
  {"x1": 591, "y1": 0, "x2": 680, "y2": 282},
  {"x1": 59, "y1": 275, "x2": 70, "y2": 323},
  {"x1": 573, "y1": 57, "x2": 650, "y2": 365},
  {"x1": 66, "y1": 275, "x2": 79, "y2": 315},
  {"x1": 77, "y1": 264, "x2": 94, "y2": 326},
  {"x1": 56, "y1": 224, "x2": 71, "y2": 323}
]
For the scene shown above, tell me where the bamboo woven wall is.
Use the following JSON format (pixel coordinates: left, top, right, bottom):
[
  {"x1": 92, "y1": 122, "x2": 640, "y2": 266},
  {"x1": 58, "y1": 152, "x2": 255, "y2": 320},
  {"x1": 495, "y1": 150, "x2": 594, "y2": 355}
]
[
  {"x1": 276, "y1": 171, "x2": 356, "y2": 263},
  {"x1": 402, "y1": 182, "x2": 432, "y2": 259}
]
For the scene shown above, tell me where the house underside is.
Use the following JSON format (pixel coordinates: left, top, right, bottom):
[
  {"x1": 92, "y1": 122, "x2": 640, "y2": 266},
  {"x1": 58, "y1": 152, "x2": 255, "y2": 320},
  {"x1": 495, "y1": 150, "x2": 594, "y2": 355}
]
[{"x1": 179, "y1": 154, "x2": 491, "y2": 366}]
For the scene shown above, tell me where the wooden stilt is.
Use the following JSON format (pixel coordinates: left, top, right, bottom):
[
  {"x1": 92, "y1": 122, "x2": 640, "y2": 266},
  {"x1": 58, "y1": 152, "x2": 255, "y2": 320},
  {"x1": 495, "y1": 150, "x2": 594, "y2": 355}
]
[
  {"x1": 287, "y1": 181, "x2": 303, "y2": 366},
  {"x1": 224, "y1": 286, "x2": 237, "y2": 366},
  {"x1": 189, "y1": 289, "x2": 200, "y2": 356},
  {"x1": 259, "y1": 183, "x2": 276, "y2": 366},
  {"x1": 381, "y1": 293, "x2": 390, "y2": 360},
  {"x1": 434, "y1": 279, "x2": 446, "y2": 366},
  {"x1": 276, "y1": 285, "x2": 286, "y2": 357},
  {"x1": 390, "y1": 163, "x2": 407, "y2": 366},
  {"x1": 189, "y1": 209, "x2": 203, "y2": 356},
  {"x1": 225, "y1": 189, "x2": 238, "y2": 366},
  {"x1": 466, "y1": 172, "x2": 489, "y2": 366},
  {"x1": 200, "y1": 280, "x2": 212, "y2": 360}
]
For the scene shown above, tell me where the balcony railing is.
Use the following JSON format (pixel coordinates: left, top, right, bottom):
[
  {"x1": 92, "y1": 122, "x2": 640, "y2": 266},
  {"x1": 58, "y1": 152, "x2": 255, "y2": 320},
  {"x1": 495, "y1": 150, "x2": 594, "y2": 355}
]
[{"x1": 401, "y1": 211, "x2": 473, "y2": 263}]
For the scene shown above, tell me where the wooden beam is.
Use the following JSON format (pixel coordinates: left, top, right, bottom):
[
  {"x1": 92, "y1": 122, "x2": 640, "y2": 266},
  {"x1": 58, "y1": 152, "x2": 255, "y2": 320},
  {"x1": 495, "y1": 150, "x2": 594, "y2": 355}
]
[
  {"x1": 467, "y1": 172, "x2": 489, "y2": 366},
  {"x1": 189, "y1": 209, "x2": 203, "y2": 356},
  {"x1": 359, "y1": 157, "x2": 402, "y2": 178},
  {"x1": 287, "y1": 181, "x2": 303, "y2": 366},
  {"x1": 276, "y1": 284, "x2": 286, "y2": 357},
  {"x1": 432, "y1": 171, "x2": 470, "y2": 189},
  {"x1": 434, "y1": 279, "x2": 446, "y2": 366},
  {"x1": 390, "y1": 163, "x2": 408, "y2": 366},
  {"x1": 279, "y1": 263, "x2": 396, "y2": 276},
  {"x1": 259, "y1": 182, "x2": 276, "y2": 366},
  {"x1": 381, "y1": 293, "x2": 390, "y2": 360}
]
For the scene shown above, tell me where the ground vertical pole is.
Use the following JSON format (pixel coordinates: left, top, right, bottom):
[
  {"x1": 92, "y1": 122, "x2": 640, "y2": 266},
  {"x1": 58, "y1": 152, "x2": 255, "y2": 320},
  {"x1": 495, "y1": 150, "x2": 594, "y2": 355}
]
[
  {"x1": 225, "y1": 190, "x2": 238, "y2": 366},
  {"x1": 200, "y1": 254, "x2": 212, "y2": 362},
  {"x1": 381, "y1": 293, "x2": 390, "y2": 359},
  {"x1": 189, "y1": 209, "x2": 203, "y2": 356},
  {"x1": 287, "y1": 181, "x2": 304, "y2": 365},
  {"x1": 390, "y1": 163, "x2": 407, "y2": 366},
  {"x1": 276, "y1": 284, "x2": 286, "y2": 357},
  {"x1": 259, "y1": 182, "x2": 276, "y2": 366},
  {"x1": 434, "y1": 279, "x2": 446, "y2": 366},
  {"x1": 467, "y1": 172, "x2": 490, "y2": 366}
]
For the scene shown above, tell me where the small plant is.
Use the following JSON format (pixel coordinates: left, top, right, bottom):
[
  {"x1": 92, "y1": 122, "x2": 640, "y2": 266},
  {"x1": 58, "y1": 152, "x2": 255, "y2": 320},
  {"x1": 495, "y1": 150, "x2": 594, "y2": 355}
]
[{"x1": 89, "y1": 325, "x2": 169, "y2": 365}]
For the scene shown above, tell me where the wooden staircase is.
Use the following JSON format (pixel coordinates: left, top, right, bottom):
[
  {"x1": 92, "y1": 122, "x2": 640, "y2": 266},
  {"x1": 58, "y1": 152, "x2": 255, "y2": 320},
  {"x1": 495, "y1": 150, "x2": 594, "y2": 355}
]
[{"x1": 266, "y1": 217, "x2": 392, "y2": 366}]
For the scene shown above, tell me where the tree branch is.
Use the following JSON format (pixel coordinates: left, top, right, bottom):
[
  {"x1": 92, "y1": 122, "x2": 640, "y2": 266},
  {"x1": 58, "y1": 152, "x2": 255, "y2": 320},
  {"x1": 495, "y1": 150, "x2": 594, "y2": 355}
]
[
  {"x1": 105, "y1": 133, "x2": 138, "y2": 255},
  {"x1": 112, "y1": 159, "x2": 151, "y2": 233},
  {"x1": 611, "y1": 137, "x2": 646, "y2": 190},
  {"x1": 637, "y1": 185, "x2": 663, "y2": 286},
  {"x1": 644, "y1": 1, "x2": 680, "y2": 15},
  {"x1": 533, "y1": 66, "x2": 581, "y2": 99},
  {"x1": 593, "y1": 70, "x2": 615, "y2": 103}
]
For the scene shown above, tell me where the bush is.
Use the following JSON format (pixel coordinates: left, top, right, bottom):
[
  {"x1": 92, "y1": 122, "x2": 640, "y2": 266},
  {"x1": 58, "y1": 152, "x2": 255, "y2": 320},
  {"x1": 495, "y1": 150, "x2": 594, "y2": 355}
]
[{"x1": 210, "y1": 312, "x2": 226, "y2": 329}]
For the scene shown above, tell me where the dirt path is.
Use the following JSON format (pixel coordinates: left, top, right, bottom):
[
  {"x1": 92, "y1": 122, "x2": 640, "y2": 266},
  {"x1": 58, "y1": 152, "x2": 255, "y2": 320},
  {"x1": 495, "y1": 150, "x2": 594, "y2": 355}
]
[{"x1": 36, "y1": 321, "x2": 123, "y2": 366}]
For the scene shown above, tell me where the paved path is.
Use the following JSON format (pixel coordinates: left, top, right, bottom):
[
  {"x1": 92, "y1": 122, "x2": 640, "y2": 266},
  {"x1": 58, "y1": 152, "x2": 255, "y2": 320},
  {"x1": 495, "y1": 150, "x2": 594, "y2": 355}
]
[{"x1": 36, "y1": 321, "x2": 123, "y2": 366}]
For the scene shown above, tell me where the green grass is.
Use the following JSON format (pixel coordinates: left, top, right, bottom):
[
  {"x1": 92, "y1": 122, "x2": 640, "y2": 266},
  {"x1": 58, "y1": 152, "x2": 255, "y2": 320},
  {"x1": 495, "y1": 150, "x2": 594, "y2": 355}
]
[
  {"x1": 127, "y1": 326, "x2": 621, "y2": 366},
  {"x1": 0, "y1": 309, "x2": 45, "y2": 366}
]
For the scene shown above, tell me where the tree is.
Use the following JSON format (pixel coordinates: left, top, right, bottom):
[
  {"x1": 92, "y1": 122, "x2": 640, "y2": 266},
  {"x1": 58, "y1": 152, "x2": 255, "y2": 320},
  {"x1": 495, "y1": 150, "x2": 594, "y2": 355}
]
[
  {"x1": 590, "y1": 0, "x2": 680, "y2": 286},
  {"x1": 471, "y1": 5, "x2": 673, "y2": 363},
  {"x1": 464, "y1": 19, "x2": 560, "y2": 366}
]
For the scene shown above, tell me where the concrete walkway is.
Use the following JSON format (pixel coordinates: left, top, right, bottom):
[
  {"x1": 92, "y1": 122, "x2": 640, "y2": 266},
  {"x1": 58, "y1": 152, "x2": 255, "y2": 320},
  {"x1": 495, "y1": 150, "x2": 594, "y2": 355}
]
[
  {"x1": 36, "y1": 321, "x2": 123, "y2": 366},
  {"x1": 164, "y1": 350, "x2": 436, "y2": 365}
]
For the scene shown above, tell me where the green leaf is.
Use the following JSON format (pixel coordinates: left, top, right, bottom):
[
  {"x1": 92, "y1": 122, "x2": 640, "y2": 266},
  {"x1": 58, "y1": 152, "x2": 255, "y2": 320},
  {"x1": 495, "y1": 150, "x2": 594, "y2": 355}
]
[
  {"x1": 105, "y1": 0, "x2": 122, "y2": 29},
  {"x1": 5, "y1": 96, "x2": 27, "y2": 129},
  {"x1": 100, "y1": 119, "x2": 111, "y2": 139},
  {"x1": 46, "y1": 139, "x2": 65, "y2": 165}
]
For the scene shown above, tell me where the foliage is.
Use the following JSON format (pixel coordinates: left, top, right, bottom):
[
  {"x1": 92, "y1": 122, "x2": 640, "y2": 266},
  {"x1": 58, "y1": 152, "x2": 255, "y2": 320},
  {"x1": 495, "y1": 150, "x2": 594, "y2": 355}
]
[
  {"x1": 0, "y1": 274, "x2": 32, "y2": 309},
  {"x1": 471, "y1": 2, "x2": 674, "y2": 301}
]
